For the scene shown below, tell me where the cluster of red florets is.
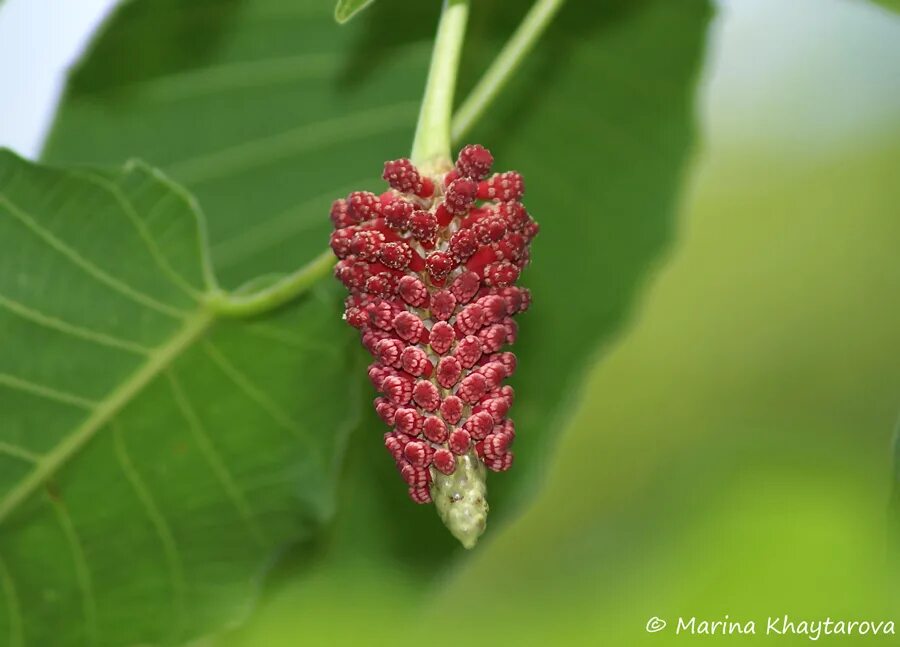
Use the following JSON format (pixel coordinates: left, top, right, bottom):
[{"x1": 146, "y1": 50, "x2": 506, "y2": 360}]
[{"x1": 329, "y1": 144, "x2": 538, "y2": 504}]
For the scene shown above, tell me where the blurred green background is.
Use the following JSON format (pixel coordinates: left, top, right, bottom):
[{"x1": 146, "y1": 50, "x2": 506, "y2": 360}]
[{"x1": 218, "y1": 1, "x2": 900, "y2": 644}]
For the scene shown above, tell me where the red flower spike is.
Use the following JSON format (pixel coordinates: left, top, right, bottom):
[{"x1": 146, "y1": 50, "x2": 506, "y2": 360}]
[
  {"x1": 478, "y1": 324, "x2": 507, "y2": 353},
  {"x1": 485, "y1": 453, "x2": 514, "y2": 473},
  {"x1": 383, "y1": 158, "x2": 423, "y2": 194},
  {"x1": 409, "y1": 486, "x2": 432, "y2": 504},
  {"x1": 382, "y1": 374, "x2": 414, "y2": 405},
  {"x1": 329, "y1": 145, "x2": 537, "y2": 546},
  {"x1": 484, "y1": 261, "x2": 520, "y2": 287},
  {"x1": 426, "y1": 251, "x2": 456, "y2": 284},
  {"x1": 456, "y1": 144, "x2": 494, "y2": 180},
  {"x1": 329, "y1": 228, "x2": 355, "y2": 258}
]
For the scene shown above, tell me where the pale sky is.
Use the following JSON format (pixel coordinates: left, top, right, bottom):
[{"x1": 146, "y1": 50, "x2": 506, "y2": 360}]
[{"x1": 0, "y1": 0, "x2": 898, "y2": 159}]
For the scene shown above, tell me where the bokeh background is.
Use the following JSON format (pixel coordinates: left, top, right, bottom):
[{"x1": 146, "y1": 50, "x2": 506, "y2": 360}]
[{"x1": 1, "y1": 0, "x2": 899, "y2": 645}]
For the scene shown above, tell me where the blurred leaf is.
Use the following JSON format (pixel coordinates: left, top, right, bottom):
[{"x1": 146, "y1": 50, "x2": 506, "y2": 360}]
[
  {"x1": 334, "y1": 0, "x2": 375, "y2": 24},
  {"x1": 38, "y1": 0, "x2": 711, "y2": 640},
  {"x1": 0, "y1": 150, "x2": 359, "y2": 646},
  {"x1": 871, "y1": 0, "x2": 900, "y2": 13}
]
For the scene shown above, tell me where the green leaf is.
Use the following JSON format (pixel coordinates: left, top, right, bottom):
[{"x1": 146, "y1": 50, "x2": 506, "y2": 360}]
[
  {"x1": 334, "y1": 0, "x2": 376, "y2": 24},
  {"x1": 0, "y1": 150, "x2": 359, "y2": 646},
  {"x1": 37, "y1": 0, "x2": 712, "y2": 641}
]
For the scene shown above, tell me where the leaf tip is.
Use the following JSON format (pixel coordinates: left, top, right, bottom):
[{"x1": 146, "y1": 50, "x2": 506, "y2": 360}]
[{"x1": 334, "y1": 0, "x2": 375, "y2": 24}]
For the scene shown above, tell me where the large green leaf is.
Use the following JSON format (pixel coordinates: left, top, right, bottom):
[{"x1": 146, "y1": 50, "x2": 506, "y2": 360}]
[
  {"x1": 0, "y1": 150, "x2": 359, "y2": 646},
  {"x1": 36, "y1": 0, "x2": 712, "y2": 642}
]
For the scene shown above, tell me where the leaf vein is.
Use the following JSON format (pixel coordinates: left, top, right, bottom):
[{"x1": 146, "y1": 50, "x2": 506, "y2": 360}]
[
  {"x1": 0, "y1": 374, "x2": 96, "y2": 409},
  {"x1": 0, "y1": 553, "x2": 24, "y2": 647},
  {"x1": 0, "y1": 293, "x2": 150, "y2": 355},
  {"x1": 166, "y1": 371, "x2": 267, "y2": 547},
  {"x1": 112, "y1": 421, "x2": 187, "y2": 640},
  {"x1": 0, "y1": 193, "x2": 190, "y2": 320},
  {"x1": 50, "y1": 497, "x2": 99, "y2": 647},
  {"x1": 73, "y1": 170, "x2": 205, "y2": 302},
  {"x1": 165, "y1": 102, "x2": 417, "y2": 185}
]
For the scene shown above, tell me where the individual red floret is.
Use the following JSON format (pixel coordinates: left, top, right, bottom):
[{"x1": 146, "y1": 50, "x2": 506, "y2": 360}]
[
  {"x1": 432, "y1": 448, "x2": 456, "y2": 475},
  {"x1": 449, "y1": 228, "x2": 479, "y2": 261},
  {"x1": 423, "y1": 416, "x2": 449, "y2": 443},
  {"x1": 409, "y1": 210, "x2": 438, "y2": 242},
  {"x1": 379, "y1": 241, "x2": 413, "y2": 270},
  {"x1": 476, "y1": 172, "x2": 524, "y2": 201},
  {"x1": 454, "y1": 335, "x2": 483, "y2": 369},
  {"x1": 413, "y1": 380, "x2": 441, "y2": 411},
  {"x1": 394, "y1": 407, "x2": 422, "y2": 435},
  {"x1": 426, "y1": 251, "x2": 456, "y2": 283},
  {"x1": 393, "y1": 311, "x2": 425, "y2": 342},
  {"x1": 440, "y1": 396, "x2": 464, "y2": 425},
  {"x1": 449, "y1": 429, "x2": 471, "y2": 455},
  {"x1": 347, "y1": 191, "x2": 381, "y2": 222},
  {"x1": 400, "y1": 346, "x2": 432, "y2": 377},
  {"x1": 450, "y1": 271, "x2": 481, "y2": 304},
  {"x1": 429, "y1": 321, "x2": 456, "y2": 355},
  {"x1": 383, "y1": 198, "x2": 414, "y2": 231},
  {"x1": 429, "y1": 290, "x2": 457, "y2": 321},
  {"x1": 444, "y1": 178, "x2": 478, "y2": 215},
  {"x1": 436, "y1": 356, "x2": 463, "y2": 389},
  {"x1": 383, "y1": 158, "x2": 423, "y2": 195},
  {"x1": 456, "y1": 144, "x2": 494, "y2": 180},
  {"x1": 397, "y1": 275, "x2": 428, "y2": 307},
  {"x1": 374, "y1": 338, "x2": 404, "y2": 368},
  {"x1": 457, "y1": 373, "x2": 488, "y2": 404}
]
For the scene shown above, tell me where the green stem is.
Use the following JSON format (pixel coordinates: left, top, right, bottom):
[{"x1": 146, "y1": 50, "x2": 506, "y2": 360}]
[
  {"x1": 207, "y1": 250, "x2": 335, "y2": 317},
  {"x1": 410, "y1": 0, "x2": 471, "y2": 170},
  {"x1": 451, "y1": 0, "x2": 565, "y2": 143}
]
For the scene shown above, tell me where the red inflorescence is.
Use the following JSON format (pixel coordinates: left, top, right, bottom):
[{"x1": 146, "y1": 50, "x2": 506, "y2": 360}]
[{"x1": 330, "y1": 145, "x2": 538, "y2": 504}]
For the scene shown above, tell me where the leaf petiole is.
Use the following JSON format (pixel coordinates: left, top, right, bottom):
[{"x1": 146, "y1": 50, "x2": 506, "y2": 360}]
[
  {"x1": 409, "y1": 0, "x2": 471, "y2": 171},
  {"x1": 451, "y1": 0, "x2": 565, "y2": 143},
  {"x1": 207, "y1": 250, "x2": 335, "y2": 317}
]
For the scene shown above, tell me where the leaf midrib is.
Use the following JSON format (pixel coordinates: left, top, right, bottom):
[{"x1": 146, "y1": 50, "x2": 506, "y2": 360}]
[{"x1": 0, "y1": 308, "x2": 215, "y2": 525}]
